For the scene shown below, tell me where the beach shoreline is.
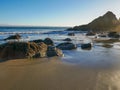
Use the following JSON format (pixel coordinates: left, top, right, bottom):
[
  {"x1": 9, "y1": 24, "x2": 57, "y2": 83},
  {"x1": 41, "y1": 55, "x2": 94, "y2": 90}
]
[
  {"x1": 0, "y1": 57, "x2": 120, "y2": 90},
  {"x1": 0, "y1": 58, "x2": 97, "y2": 90}
]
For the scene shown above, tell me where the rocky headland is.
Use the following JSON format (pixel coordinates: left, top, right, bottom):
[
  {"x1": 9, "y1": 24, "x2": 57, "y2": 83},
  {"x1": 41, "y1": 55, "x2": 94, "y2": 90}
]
[{"x1": 68, "y1": 11, "x2": 120, "y2": 32}]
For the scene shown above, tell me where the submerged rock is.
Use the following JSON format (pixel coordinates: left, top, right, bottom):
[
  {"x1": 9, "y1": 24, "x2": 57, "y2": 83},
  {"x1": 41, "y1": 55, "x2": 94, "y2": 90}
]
[
  {"x1": 4, "y1": 34, "x2": 21, "y2": 40},
  {"x1": 102, "y1": 44, "x2": 113, "y2": 48},
  {"x1": 57, "y1": 42, "x2": 77, "y2": 50},
  {"x1": 68, "y1": 33, "x2": 75, "y2": 36},
  {"x1": 44, "y1": 38, "x2": 54, "y2": 46},
  {"x1": 63, "y1": 38, "x2": 72, "y2": 41}
]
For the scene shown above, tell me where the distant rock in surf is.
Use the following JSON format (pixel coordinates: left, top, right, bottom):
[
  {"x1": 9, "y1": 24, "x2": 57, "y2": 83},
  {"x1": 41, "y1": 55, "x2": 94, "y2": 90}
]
[
  {"x1": 68, "y1": 33, "x2": 75, "y2": 36},
  {"x1": 63, "y1": 38, "x2": 72, "y2": 41},
  {"x1": 86, "y1": 32, "x2": 96, "y2": 36},
  {"x1": 4, "y1": 34, "x2": 21, "y2": 40},
  {"x1": 108, "y1": 32, "x2": 120, "y2": 38}
]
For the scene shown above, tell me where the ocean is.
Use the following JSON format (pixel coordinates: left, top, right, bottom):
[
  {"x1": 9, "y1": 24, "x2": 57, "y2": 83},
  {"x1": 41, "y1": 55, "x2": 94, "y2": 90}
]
[
  {"x1": 0, "y1": 26, "x2": 67, "y2": 38},
  {"x1": 0, "y1": 26, "x2": 88, "y2": 45},
  {"x1": 1, "y1": 26, "x2": 120, "y2": 66},
  {"x1": 0, "y1": 26, "x2": 70, "y2": 44}
]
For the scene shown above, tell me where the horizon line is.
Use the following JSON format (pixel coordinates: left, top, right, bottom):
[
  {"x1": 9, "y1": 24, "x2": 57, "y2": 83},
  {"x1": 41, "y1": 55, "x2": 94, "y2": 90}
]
[{"x1": 0, "y1": 24, "x2": 71, "y2": 28}]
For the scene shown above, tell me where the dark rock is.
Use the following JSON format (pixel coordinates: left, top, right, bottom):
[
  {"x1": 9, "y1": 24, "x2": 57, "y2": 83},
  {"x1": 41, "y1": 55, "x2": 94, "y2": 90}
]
[
  {"x1": 81, "y1": 43, "x2": 92, "y2": 49},
  {"x1": 86, "y1": 32, "x2": 96, "y2": 36},
  {"x1": 57, "y1": 42, "x2": 77, "y2": 50},
  {"x1": 98, "y1": 34, "x2": 107, "y2": 37},
  {"x1": 4, "y1": 34, "x2": 21, "y2": 40},
  {"x1": 44, "y1": 38, "x2": 54, "y2": 46},
  {"x1": 0, "y1": 42, "x2": 47, "y2": 60},
  {"x1": 63, "y1": 38, "x2": 72, "y2": 41},
  {"x1": 68, "y1": 33, "x2": 75, "y2": 36},
  {"x1": 31, "y1": 39, "x2": 43, "y2": 43},
  {"x1": 47, "y1": 46, "x2": 63, "y2": 57},
  {"x1": 108, "y1": 32, "x2": 120, "y2": 38}
]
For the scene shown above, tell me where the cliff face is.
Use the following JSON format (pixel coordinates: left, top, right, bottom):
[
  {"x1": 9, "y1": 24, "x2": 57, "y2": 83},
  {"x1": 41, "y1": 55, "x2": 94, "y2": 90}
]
[{"x1": 68, "y1": 11, "x2": 120, "y2": 32}]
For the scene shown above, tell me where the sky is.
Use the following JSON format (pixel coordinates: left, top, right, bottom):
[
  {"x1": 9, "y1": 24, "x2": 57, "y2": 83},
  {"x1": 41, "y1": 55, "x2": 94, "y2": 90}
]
[{"x1": 0, "y1": 0, "x2": 120, "y2": 26}]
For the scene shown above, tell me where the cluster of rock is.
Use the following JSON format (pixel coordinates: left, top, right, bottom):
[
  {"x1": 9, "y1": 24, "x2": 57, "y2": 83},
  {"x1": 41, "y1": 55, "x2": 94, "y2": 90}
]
[
  {"x1": 0, "y1": 34, "x2": 79, "y2": 60},
  {"x1": 0, "y1": 37, "x2": 64, "y2": 60},
  {"x1": 67, "y1": 11, "x2": 120, "y2": 32},
  {"x1": 0, "y1": 33, "x2": 96, "y2": 61}
]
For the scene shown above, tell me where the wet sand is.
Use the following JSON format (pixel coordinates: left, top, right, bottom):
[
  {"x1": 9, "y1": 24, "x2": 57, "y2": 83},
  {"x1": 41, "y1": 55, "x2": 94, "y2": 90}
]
[{"x1": 0, "y1": 57, "x2": 120, "y2": 90}]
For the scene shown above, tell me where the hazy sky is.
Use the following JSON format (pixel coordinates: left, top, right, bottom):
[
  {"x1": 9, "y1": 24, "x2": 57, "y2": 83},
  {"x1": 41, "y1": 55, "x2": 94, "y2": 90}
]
[{"x1": 0, "y1": 0, "x2": 120, "y2": 26}]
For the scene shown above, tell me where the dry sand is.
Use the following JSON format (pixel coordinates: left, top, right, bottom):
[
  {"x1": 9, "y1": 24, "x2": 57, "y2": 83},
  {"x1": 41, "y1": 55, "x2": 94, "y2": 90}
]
[{"x1": 0, "y1": 57, "x2": 120, "y2": 90}]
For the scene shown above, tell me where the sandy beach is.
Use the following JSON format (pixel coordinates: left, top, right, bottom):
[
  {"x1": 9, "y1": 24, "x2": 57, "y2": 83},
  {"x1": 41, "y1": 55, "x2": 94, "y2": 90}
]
[{"x1": 0, "y1": 57, "x2": 120, "y2": 90}]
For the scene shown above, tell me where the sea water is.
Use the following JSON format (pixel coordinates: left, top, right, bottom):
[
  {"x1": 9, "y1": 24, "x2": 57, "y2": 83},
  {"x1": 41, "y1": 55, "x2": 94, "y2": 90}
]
[
  {"x1": 0, "y1": 26, "x2": 67, "y2": 39},
  {"x1": 1, "y1": 26, "x2": 120, "y2": 66},
  {"x1": 0, "y1": 26, "x2": 88, "y2": 45},
  {"x1": 0, "y1": 26, "x2": 69, "y2": 44}
]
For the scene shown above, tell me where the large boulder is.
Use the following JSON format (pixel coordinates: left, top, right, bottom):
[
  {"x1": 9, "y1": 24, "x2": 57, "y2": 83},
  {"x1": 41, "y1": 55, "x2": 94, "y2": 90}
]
[
  {"x1": 47, "y1": 46, "x2": 63, "y2": 57},
  {"x1": 57, "y1": 42, "x2": 77, "y2": 50},
  {"x1": 44, "y1": 38, "x2": 54, "y2": 46},
  {"x1": 4, "y1": 34, "x2": 21, "y2": 40},
  {"x1": 0, "y1": 42, "x2": 47, "y2": 60}
]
